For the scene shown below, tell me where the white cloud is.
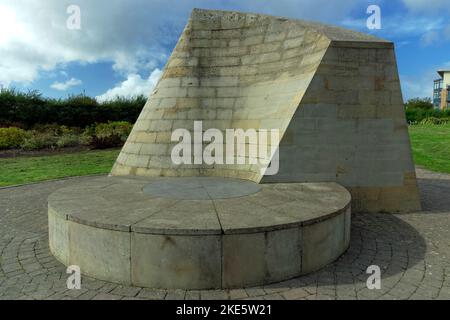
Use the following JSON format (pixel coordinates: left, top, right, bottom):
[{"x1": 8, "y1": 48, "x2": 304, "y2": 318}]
[
  {"x1": 0, "y1": 0, "x2": 359, "y2": 87},
  {"x1": 96, "y1": 68, "x2": 162, "y2": 102},
  {"x1": 420, "y1": 31, "x2": 440, "y2": 47},
  {"x1": 0, "y1": 0, "x2": 174, "y2": 86},
  {"x1": 50, "y1": 77, "x2": 82, "y2": 91},
  {"x1": 417, "y1": 22, "x2": 450, "y2": 47},
  {"x1": 401, "y1": 70, "x2": 438, "y2": 100},
  {"x1": 342, "y1": 15, "x2": 445, "y2": 39},
  {"x1": 402, "y1": 60, "x2": 450, "y2": 100},
  {"x1": 402, "y1": 0, "x2": 450, "y2": 12}
]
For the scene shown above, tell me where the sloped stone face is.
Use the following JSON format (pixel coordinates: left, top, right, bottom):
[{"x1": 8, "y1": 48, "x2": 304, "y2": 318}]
[
  {"x1": 111, "y1": 9, "x2": 330, "y2": 181},
  {"x1": 111, "y1": 8, "x2": 421, "y2": 213}
]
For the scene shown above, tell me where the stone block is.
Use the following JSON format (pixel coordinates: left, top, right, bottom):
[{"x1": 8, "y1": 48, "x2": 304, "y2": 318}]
[
  {"x1": 131, "y1": 233, "x2": 222, "y2": 289},
  {"x1": 68, "y1": 222, "x2": 131, "y2": 285},
  {"x1": 241, "y1": 35, "x2": 264, "y2": 46},
  {"x1": 222, "y1": 227, "x2": 302, "y2": 288},
  {"x1": 48, "y1": 206, "x2": 69, "y2": 265},
  {"x1": 301, "y1": 213, "x2": 345, "y2": 274}
]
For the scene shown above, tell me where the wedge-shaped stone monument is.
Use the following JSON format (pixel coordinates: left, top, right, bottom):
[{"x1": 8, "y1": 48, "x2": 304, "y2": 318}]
[
  {"x1": 112, "y1": 8, "x2": 421, "y2": 213},
  {"x1": 48, "y1": 9, "x2": 420, "y2": 290}
]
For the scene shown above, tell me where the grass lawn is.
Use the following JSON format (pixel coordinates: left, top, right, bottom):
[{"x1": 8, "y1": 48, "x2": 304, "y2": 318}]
[
  {"x1": 0, "y1": 149, "x2": 120, "y2": 187},
  {"x1": 408, "y1": 124, "x2": 450, "y2": 174}
]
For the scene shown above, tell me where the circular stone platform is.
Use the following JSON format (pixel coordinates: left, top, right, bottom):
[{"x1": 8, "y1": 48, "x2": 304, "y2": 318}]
[{"x1": 48, "y1": 176, "x2": 351, "y2": 289}]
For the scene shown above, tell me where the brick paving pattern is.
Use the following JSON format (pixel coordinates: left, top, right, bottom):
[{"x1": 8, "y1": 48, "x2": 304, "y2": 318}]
[{"x1": 0, "y1": 168, "x2": 449, "y2": 300}]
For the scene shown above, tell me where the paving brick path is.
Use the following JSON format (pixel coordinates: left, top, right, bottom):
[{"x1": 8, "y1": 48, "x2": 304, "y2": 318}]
[{"x1": 1, "y1": 168, "x2": 449, "y2": 300}]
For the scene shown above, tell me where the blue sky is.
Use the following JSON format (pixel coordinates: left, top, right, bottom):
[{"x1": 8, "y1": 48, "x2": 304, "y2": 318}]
[{"x1": 0, "y1": 0, "x2": 449, "y2": 101}]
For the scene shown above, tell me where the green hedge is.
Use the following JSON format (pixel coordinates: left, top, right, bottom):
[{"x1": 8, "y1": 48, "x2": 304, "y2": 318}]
[
  {"x1": 0, "y1": 88, "x2": 145, "y2": 129},
  {"x1": 405, "y1": 108, "x2": 450, "y2": 124},
  {"x1": 404, "y1": 97, "x2": 450, "y2": 123}
]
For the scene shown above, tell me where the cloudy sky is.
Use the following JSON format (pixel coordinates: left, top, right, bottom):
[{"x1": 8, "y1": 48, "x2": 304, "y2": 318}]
[{"x1": 0, "y1": 0, "x2": 449, "y2": 101}]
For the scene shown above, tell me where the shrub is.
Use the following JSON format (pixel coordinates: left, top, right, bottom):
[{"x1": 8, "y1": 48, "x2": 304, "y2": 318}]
[
  {"x1": 0, "y1": 127, "x2": 29, "y2": 149},
  {"x1": 32, "y1": 123, "x2": 63, "y2": 135},
  {"x1": 405, "y1": 97, "x2": 433, "y2": 110},
  {"x1": 420, "y1": 117, "x2": 450, "y2": 125},
  {"x1": 405, "y1": 107, "x2": 450, "y2": 123},
  {"x1": 420, "y1": 117, "x2": 440, "y2": 125},
  {"x1": 56, "y1": 134, "x2": 80, "y2": 148},
  {"x1": 84, "y1": 121, "x2": 132, "y2": 149},
  {"x1": 90, "y1": 133, "x2": 122, "y2": 149},
  {"x1": 21, "y1": 131, "x2": 58, "y2": 150},
  {"x1": 0, "y1": 122, "x2": 132, "y2": 151},
  {"x1": 0, "y1": 121, "x2": 25, "y2": 129},
  {"x1": 95, "y1": 121, "x2": 132, "y2": 141},
  {"x1": 79, "y1": 131, "x2": 93, "y2": 146}
]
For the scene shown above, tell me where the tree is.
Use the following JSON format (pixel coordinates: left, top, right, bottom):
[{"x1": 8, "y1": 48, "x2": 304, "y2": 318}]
[{"x1": 405, "y1": 97, "x2": 433, "y2": 110}]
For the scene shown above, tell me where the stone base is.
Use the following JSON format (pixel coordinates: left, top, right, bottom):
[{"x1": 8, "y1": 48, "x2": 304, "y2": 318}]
[{"x1": 48, "y1": 176, "x2": 351, "y2": 289}]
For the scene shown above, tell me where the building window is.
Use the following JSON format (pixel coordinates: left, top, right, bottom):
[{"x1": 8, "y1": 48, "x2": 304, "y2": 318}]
[
  {"x1": 447, "y1": 86, "x2": 450, "y2": 109},
  {"x1": 433, "y1": 79, "x2": 443, "y2": 108}
]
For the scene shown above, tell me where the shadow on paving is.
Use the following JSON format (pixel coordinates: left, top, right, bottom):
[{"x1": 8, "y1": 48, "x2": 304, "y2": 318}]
[
  {"x1": 260, "y1": 212, "x2": 427, "y2": 291},
  {"x1": 417, "y1": 177, "x2": 450, "y2": 214}
]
